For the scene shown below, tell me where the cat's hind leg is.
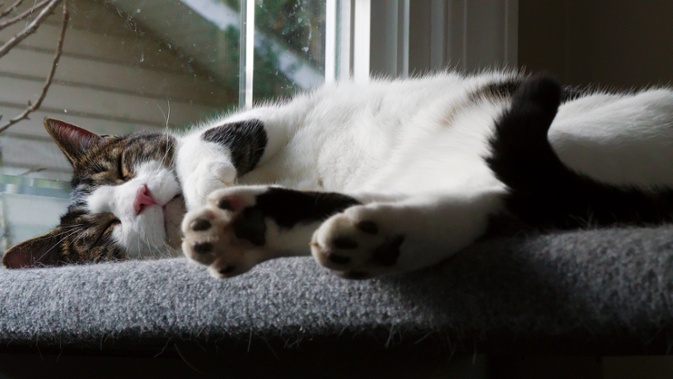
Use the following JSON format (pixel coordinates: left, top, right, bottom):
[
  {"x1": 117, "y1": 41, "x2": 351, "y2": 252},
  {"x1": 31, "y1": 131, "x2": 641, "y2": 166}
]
[
  {"x1": 551, "y1": 88, "x2": 673, "y2": 188},
  {"x1": 488, "y1": 72, "x2": 673, "y2": 228}
]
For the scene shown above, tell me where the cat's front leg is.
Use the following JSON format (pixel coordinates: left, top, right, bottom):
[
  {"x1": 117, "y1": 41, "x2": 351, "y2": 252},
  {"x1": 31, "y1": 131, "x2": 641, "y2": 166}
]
[
  {"x1": 181, "y1": 186, "x2": 368, "y2": 277},
  {"x1": 177, "y1": 120, "x2": 267, "y2": 210},
  {"x1": 182, "y1": 186, "x2": 503, "y2": 279},
  {"x1": 311, "y1": 190, "x2": 504, "y2": 278}
]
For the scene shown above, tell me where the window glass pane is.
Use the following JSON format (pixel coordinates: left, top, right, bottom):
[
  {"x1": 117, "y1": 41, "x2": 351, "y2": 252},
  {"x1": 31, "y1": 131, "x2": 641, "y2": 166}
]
[{"x1": 252, "y1": 0, "x2": 326, "y2": 101}]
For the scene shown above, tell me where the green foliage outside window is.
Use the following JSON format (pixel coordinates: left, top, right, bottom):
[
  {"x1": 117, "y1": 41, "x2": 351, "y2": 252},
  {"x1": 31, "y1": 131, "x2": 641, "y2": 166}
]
[{"x1": 221, "y1": 0, "x2": 325, "y2": 102}]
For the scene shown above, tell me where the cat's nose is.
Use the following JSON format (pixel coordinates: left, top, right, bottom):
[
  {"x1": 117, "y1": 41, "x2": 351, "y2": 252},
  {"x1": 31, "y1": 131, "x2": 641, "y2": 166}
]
[{"x1": 134, "y1": 184, "x2": 157, "y2": 215}]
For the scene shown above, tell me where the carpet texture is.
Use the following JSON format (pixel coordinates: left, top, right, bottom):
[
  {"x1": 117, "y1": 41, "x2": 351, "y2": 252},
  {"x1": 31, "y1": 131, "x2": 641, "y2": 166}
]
[{"x1": 1, "y1": 225, "x2": 673, "y2": 357}]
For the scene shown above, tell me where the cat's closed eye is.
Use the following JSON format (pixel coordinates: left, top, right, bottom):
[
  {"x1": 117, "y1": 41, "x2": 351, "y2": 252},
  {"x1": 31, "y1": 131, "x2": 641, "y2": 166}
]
[
  {"x1": 93, "y1": 217, "x2": 120, "y2": 247},
  {"x1": 106, "y1": 218, "x2": 121, "y2": 230},
  {"x1": 118, "y1": 155, "x2": 130, "y2": 181}
]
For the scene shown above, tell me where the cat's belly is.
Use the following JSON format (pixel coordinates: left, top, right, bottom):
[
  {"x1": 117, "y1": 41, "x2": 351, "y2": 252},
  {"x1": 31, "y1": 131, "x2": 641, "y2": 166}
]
[
  {"x1": 242, "y1": 83, "x2": 508, "y2": 195},
  {"x1": 358, "y1": 109, "x2": 505, "y2": 194}
]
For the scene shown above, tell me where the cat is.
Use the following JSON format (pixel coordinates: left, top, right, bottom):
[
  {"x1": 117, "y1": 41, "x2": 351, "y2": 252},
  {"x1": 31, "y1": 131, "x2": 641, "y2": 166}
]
[{"x1": 5, "y1": 71, "x2": 673, "y2": 279}]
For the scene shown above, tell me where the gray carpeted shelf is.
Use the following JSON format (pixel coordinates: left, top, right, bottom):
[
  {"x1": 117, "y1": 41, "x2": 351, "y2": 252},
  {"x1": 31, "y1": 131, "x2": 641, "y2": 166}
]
[{"x1": 1, "y1": 225, "x2": 673, "y2": 362}]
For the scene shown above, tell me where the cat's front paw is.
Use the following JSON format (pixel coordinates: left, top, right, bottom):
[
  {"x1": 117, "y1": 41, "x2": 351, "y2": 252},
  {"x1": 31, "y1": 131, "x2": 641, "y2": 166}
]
[
  {"x1": 183, "y1": 161, "x2": 237, "y2": 210},
  {"x1": 311, "y1": 206, "x2": 405, "y2": 279},
  {"x1": 181, "y1": 186, "x2": 270, "y2": 278}
]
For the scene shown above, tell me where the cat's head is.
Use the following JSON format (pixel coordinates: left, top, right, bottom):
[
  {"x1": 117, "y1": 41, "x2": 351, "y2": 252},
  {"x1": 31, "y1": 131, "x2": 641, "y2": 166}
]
[{"x1": 2, "y1": 119, "x2": 186, "y2": 269}]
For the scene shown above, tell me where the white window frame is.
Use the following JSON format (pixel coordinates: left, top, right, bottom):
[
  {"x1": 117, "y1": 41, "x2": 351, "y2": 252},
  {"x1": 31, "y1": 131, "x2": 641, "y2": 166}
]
[
  {"x1": 239, "y1": 0, "x2": 255, "y2": 109},
  {"x1": 241, "y1": 0, "x2": 518, "y2": 106}
]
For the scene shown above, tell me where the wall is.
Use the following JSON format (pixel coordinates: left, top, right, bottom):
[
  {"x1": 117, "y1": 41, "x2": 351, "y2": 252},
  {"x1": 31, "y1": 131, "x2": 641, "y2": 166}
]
[{"x1": 519, "y1": 0, "x2": 673, "y2": 89}]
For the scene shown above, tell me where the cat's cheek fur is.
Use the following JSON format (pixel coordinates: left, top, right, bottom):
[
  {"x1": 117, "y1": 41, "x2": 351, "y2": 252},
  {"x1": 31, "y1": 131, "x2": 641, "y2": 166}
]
[
  {"x1": 87, "y1": 161, "x2": 182, "y2": 259},
  {"x1": 110, "y1": 209, "x2": 167, "y2": 260}
]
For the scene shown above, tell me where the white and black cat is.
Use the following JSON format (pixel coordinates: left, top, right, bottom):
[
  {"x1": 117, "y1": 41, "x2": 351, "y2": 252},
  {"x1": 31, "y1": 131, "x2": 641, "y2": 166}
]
[{"x1": 5, "y1": 71, "x2": 673, "y2": 279}]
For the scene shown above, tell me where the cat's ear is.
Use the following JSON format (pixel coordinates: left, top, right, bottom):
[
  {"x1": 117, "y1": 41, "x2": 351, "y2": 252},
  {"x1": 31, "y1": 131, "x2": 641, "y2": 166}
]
[
  {"x1": 44, "y1": 118, "x2": 101, "y2": 166},
  {"x1": 2, "y1": 229, "x2": 64, "y2": 269}
]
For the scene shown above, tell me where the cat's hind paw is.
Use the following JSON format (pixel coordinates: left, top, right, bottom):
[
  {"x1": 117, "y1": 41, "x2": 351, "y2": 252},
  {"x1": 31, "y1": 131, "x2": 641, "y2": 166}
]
[
  {"x1": 311, "y1": 206, "x2": 405, "y2": 279},
  {"x1": 181, "y1": 186, "x2": 270, "y2": 278}
]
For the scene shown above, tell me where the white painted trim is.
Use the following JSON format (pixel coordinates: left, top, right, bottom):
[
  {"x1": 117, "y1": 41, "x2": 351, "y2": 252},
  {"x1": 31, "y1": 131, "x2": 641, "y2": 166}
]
[
  {"x1": 353, "y1": 0, "x2": 371, "y2": 83},
  {"x1": 238, "y1": 0, "x2": 254, "y2": 109},
  {"x1": 244, "y1": 0, "x2": 255, "y2": 108},
  {"x1": 324, "y1": 0, "x2": 337, "y2": 83},
  {"x1": 337, "y1": 0, "x2": 351, "y2": 80}
]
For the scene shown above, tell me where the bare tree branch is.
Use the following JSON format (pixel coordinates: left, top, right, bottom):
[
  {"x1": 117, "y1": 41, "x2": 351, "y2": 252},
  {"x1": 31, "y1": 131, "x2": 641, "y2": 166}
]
[
  {"x1": 0, "y1": 0, "x2": 49, "y2": 31},
  {"x1": 0, "y1": 0, "x2": 24, "y2": 19},
  {"x1": 0, "y1": 0, "x2": 60, "y2": 60},
  {"x1": 0, "y1": 0, "x2": 68, "y2": 134}
]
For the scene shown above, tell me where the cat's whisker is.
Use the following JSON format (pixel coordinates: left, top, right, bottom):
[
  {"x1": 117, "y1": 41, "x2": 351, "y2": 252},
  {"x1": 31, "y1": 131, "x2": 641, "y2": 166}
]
[
  {"x1": 159, "y1": 135, "x2": 173, "y2": 170},
  {"x1": 35, "y1": 225, "x2": 86, "y2": 264},
  {"x1": 155, "y1": 99, "x2": 171, "y2": 129}
]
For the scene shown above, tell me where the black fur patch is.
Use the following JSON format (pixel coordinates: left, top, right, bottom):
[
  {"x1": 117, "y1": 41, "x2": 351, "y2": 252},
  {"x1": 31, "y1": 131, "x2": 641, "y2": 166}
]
[
  {"x1": 331, "y1": 236, "x2": 358, "y2": 249},
  {"x1": 371, "y1": 235, "x2": 404, "y2": 267},
  {"x1": 231, "y1": 187, "x2": 360, "y2": 246},
  {"x1": 233, "y1": 208, "x2": 267, "y2": 246},
  {"x1": 190, "y1": 219, "x2": 211, "y2": 232},
  {"x1": 254, "y1": 188, "x2": 361, "y2": 228},
  {"x1": 488, "y1": 74, "x2": 673, "y2": 229},
  {"x1": 202, "y1": 119, "x2": 268, "y2": 177},
  {"x1": 328, "y1": 253, "x2": 351, "y2": 265},
  {"x1": 356, "y1": 221, "x2": 378, "y2": 234}
]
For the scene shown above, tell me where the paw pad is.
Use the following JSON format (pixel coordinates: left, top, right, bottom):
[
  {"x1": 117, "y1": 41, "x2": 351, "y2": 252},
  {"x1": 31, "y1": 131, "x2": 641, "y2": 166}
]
[
  {"x1": 331, "y1": 236, "x2": 358, "y2": 249},
  {"x1": 182, "y1": 187, "x2": 273, "y2": 278},
  {"x1": 190, "y1": 219, "x2": 211, "y2": 232},
  {"x1": 371, "y1": 235, "x2": 404, "y2": 266},
  {"x1": 327, "y1": 253, "x2": 351, "y2": 265},
  {"x1": 217, "y1": 198, "x2": 235, "y2": 211},
  {"x1": 311, "y1": 211, "x2": 405, "y2": 277},
  {"x1": 193, "y1": 242, "x2": 213, "y2": 254},
  {"x1": 218, "y1": 265, "x2": 236, "y2": 275},
  {"x1": 356, "y1": 221, "x2": 378, "y2": 234}
]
